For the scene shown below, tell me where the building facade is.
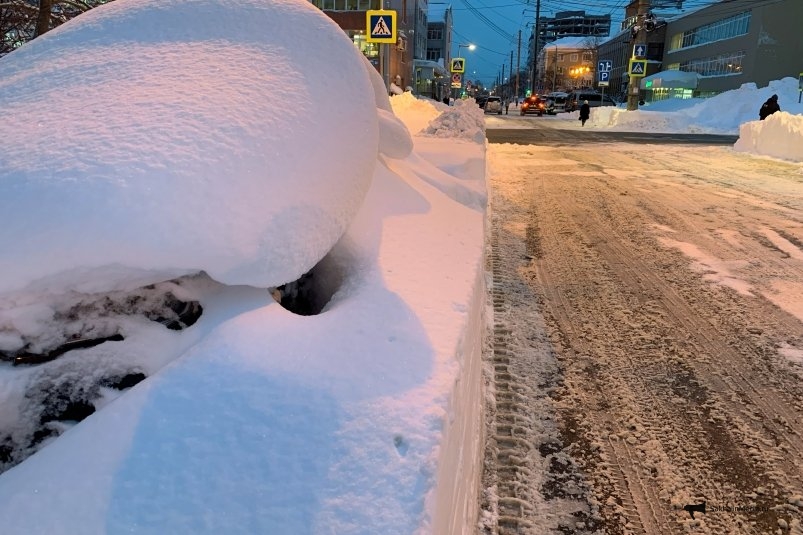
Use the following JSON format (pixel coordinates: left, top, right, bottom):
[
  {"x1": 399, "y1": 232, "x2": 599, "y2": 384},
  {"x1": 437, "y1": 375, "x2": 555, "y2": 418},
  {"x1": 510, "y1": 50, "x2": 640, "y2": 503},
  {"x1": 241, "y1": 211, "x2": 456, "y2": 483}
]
[
  {"x1": 528, "y1": 10, "x2": 610, "y2": 93},
  {"x1": 542, "y1": 10, "x2": 611, "y2": 42},
  {"x1": 310, "y1": 0, "x2": 419, "y2": 91},
  {"x1": 595, "y1": 0, "x2": 691, "y2": 102},
  {"x1": 598, "y1": 0, "x2": 803, "y2": 103},
  {"x1": 662, "y1": 0, "x2": 803, "y2": 96},
  {"x1": 417, "y1": 5, "x2": 452, "y2": 100},
  {"x1": 539, "y1": 37, "x2": 597, "y2": 93}
]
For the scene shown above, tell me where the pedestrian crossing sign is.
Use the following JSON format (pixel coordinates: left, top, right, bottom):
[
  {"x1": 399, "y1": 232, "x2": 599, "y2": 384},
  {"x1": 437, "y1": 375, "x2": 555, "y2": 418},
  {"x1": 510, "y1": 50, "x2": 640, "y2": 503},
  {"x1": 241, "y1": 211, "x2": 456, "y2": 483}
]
[
  {"x1": 366, "y1": 10, "x2": 396, "y2": 43},
  {"x1": 628, "y1": 58, "x2": 647, "y2": 77},
  {"x1": 451, "y1": 58, "x2": 465, "y2": 73}
]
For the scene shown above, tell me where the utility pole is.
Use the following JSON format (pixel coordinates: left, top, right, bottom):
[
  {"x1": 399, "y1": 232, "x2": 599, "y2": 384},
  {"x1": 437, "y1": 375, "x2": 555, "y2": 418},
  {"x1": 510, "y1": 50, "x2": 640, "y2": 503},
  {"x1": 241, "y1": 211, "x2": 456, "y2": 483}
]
[
  {"x1": 509, "y1": 50, "x2": 513, "y2": 101},
  {"x1": 501, "y1": 63, "x2": 506, "y2": 98},
  {"x1": 627, "y1": 0, "x2": 650, "y2": 111},
  {"x1": 531, "y1": 0, "x2": 541, "y2": 94},
  {"x1": 515, "y1": 30, "x2": 521, "y2": 102},
  {"x1": 552, "y1": 45, "x2": 557, "y2": 92}
]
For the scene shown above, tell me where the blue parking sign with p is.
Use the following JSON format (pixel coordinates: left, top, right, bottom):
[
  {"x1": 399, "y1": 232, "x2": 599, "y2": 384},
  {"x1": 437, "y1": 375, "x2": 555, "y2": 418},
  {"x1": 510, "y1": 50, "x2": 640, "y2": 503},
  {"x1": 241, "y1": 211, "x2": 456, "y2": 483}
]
[{"x1": 598, "y1": 71, "x2": 610, "y2": 83}]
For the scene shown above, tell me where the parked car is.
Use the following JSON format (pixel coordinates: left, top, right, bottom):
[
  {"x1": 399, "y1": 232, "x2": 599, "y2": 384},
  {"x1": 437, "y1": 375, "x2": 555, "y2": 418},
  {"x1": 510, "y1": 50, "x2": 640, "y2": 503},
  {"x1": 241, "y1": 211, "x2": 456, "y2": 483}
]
[
  {"x1": 520, "y1": 95, "x2": 546, "y2": 116},
  {"x1": 565, "y1": 91, "x2": 617, "y2": 112},
  {"x1": 475, "y1": 96, "x2": 488, "y2": 109},
  {"x1": 484, "y1": 96, "x2": 503, "y2": 114},
  {"x1": 544, "y1": 92, "x2": 569, "y2": 114}
]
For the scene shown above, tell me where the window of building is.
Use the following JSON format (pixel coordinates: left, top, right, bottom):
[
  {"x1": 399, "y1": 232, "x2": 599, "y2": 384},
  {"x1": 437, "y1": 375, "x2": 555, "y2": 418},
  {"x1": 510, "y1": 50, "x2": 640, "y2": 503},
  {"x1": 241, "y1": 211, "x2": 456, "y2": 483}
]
[
  {"x1": 426, "y1": 48, "x2": 441, "y2": 61},
  {"x1": 669, "y1": 11, "x2": 750, "y2": 51},
  {"x1": 582, "y1": 52, "x2": 592, "y2": 61},
  {"x1": 570, "y1": 53, "x2": 578, "y2": 61},
  {"x1": 350, "y1": 31, "x2": 380, "y2": 58},
  {"x1": 679, "y1": 50, "x2": 746, "y2": 77},
  {"x1": 428, "y1": 28, "x2": 442, "y2": 40},
  {"x1": 558, "y1": 54, "x2": 565, "y2": 62}
]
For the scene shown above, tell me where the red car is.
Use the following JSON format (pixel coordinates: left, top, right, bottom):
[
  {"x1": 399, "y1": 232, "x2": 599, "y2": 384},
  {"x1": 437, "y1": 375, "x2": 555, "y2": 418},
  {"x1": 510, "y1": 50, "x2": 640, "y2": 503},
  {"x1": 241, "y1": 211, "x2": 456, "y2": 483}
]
[{"x1": 520, "y1": 95, "x2": 546, "y2": 116}]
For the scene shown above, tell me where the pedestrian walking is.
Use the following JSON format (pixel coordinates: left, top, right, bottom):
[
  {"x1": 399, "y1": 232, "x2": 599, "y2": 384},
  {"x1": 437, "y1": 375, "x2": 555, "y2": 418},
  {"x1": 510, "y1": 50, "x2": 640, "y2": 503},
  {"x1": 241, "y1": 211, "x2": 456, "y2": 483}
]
[
  {"x1": 759, "y1": 94, "x2": 780, "y2": 120},
  {"x1": 504, "y1": 98, "x2": 510, "y2": 115},
  {"x1": 579, "y1": 100, "x2": 590, "y2": 126}
]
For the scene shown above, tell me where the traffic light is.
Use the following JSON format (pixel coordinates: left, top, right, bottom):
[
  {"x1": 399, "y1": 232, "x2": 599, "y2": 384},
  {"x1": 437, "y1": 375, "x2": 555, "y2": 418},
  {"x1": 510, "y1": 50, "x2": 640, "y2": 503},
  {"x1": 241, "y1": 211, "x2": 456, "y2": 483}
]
[
  {"x1": 526, "y1": 89, "x2": 532, "y2": 97},
  {"x1": 645, "y1": 13, "x2": 656, "y2": 32}
]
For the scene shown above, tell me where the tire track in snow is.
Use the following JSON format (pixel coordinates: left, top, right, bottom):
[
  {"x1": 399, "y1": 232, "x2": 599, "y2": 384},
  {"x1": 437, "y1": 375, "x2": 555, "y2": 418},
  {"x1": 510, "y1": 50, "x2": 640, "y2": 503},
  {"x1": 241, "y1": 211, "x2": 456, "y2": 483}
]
[
  {"x1": 481, "y1": 138, "x2": 803, "y2": 535},
  {"x1": 479, "y1": 146, "x2": 604, "y2": 535}
]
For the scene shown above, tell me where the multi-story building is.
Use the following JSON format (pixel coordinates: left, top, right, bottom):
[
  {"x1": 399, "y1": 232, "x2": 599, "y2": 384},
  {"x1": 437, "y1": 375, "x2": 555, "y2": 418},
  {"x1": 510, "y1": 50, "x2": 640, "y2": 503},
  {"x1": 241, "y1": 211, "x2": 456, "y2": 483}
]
[
  {"x1": 415, "y1": 4, "x2": 451, "y2": 100},
  {"x1": 309, "y1": 0, "x2": 420, "y2": 91},
  {"x1": 542, "y1": 10, "x2": 611, "y2": 42},
  {"x1": 660, "y1": 0, "x2": 803, "y2": 97},
  {"x1": 539, "y1": 37, "x2": 597, "y2": 93},
  {"x1": 598, "y1": 0, "x2": 803, "y2": 103},
  {"x1": 527, "y1": 10, "x2": 610, "y2": 93},
  {"x1": 597, "y1": 0, "x2": 677, "y2": 101}
]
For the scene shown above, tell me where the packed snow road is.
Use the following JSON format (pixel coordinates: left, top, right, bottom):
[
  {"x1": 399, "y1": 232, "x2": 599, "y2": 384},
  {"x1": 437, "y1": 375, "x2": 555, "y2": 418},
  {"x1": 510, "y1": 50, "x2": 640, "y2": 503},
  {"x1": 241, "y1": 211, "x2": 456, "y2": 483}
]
[{"x1": 480, "y1": 128, "x2": 803, "y2": 535}]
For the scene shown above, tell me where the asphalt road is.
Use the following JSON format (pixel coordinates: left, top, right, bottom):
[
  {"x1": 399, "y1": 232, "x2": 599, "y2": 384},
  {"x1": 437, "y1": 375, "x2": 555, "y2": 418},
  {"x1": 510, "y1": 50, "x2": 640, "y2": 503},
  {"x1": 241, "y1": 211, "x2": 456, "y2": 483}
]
[
  {"x1": 479, "y1": 126, "x2": 803, "y2": 535},
  {"x1": 485, "y1": 115, "x2": 739, "y2": 146}
]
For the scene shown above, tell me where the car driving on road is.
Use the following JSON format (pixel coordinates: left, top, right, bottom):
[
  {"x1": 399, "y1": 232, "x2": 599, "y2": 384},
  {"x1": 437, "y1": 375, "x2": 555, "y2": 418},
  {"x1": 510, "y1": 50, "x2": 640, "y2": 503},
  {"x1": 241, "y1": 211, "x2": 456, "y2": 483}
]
[{"x1": 520, "y1": 95, "x2": 546, "y2": 116}]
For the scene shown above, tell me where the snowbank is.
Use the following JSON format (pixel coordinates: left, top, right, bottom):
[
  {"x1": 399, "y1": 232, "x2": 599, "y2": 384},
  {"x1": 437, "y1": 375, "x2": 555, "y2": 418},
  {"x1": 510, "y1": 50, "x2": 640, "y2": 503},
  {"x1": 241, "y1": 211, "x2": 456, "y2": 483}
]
[
  {"x1": 390, "y1": 92, "x2": 446, "y2": 135},
  {"x1": 734, "y1": 112, "x2": 803, "y2": 162},
  {"x1": 568, "y1": 76, "x2": 803, "y2": 162},
  {"x1": 0, "y1": 1, "x2": 488, "y2": 532},
  {"x1": 584, "y1": 77, "x2": 802, "y2": 136}
]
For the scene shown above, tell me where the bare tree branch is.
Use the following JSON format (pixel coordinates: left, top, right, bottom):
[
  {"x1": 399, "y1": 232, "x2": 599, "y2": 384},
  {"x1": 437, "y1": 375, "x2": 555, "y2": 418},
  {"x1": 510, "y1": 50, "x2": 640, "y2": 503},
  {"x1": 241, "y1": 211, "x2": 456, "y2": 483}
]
[{"x1": 1, "y1": 0, "x2": 112, "y2": 56}]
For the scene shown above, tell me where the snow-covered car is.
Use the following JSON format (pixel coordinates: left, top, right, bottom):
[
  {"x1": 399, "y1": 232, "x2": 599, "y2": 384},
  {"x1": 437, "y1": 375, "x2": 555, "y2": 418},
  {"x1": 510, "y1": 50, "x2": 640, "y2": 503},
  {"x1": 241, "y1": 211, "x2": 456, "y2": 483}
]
[
  {"x1": 544, "y1": 92, "x2": 569, "y2": 114},
  {"x1": 484, "y1": 96, "x2": 503, "y2": 114},
  {"x1": 565, "y1": 91, "x2": 617, "y2": 112}
]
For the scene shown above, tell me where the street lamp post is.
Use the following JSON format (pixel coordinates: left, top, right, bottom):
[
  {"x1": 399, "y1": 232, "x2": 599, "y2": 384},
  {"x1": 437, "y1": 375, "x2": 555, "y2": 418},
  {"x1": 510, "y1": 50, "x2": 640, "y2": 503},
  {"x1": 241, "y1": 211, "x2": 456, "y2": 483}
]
[
  {"x1": 569, "y1": 66, "x2": 590, "y2": 89},
  {"x1": 454, "y1": 43, "x2": 475, "y2": 101}
]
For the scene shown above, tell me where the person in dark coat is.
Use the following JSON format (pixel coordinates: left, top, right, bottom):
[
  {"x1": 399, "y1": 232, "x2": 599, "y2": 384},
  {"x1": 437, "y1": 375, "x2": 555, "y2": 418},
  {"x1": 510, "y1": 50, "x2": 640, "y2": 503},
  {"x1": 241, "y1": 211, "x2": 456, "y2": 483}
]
[
  {"x1": 579, "y1": 100, "x2": 590, "y2": 126},
  {"x1": 759, "y1": 94, "x2": 780, "y2": 120}
]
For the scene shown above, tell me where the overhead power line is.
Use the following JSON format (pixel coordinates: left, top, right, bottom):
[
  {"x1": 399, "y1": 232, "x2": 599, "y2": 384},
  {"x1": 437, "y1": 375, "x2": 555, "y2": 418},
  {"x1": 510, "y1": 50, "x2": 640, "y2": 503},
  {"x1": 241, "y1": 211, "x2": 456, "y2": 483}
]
[{"x1": 455, "y1": 0, "x2": 516, "y2": 43}]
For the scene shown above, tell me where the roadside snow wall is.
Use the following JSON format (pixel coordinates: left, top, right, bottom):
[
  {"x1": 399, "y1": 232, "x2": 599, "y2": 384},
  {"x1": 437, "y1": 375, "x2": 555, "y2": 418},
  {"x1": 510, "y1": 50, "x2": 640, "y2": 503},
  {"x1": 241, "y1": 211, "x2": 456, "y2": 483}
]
[{"x1": 734, "y1": 111, "x2": 803, "y2": 162}]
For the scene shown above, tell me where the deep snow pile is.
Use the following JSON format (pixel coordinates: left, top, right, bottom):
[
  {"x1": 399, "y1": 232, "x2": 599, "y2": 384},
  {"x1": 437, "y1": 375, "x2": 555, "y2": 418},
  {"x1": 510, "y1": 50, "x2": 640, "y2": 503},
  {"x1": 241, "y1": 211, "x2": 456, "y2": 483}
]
[
  {"x1": 576, "y1": 76, "x2": 803, "y2": 162},
  {"x1": 420, "y1": 98, "x2": 487, "y2": 143},
  {"x1": 734, "y1": 111, "x2": 803, "y2": 162},
  {"x1": 0, "y1": 0, "x2": 377, "y2": 296},
  {"x1": 389, "y1": 92, "x2": 445, "y2": 134},
  {"x1": 0, "y1": 0, "x2": 487, "y2": 533},
  {"x1": 584, "y1": 77, "x2": 800, "y2": 132}
]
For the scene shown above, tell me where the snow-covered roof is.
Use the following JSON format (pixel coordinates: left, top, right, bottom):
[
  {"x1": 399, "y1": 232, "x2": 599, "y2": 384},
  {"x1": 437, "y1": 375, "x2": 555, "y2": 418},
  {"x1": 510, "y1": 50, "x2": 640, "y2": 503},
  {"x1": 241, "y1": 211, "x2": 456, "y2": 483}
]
[
  {"x1": 548, "y1": 36, "x2": 595, "y2": 49},
  {"x1": 640, "y1": 69, "x2": 700, "y2": 90},
  {"x1": 414, "y1": 58, "x2": 448, "y2": 76}
]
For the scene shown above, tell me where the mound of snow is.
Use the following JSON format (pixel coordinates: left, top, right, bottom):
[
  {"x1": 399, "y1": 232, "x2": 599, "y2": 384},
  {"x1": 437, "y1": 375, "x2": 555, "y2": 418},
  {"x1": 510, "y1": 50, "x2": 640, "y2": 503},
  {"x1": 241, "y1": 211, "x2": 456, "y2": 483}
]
[
  {"x1": 734, "y1": 112, "x2": 803, "y2": 162},
  {"x1": 390, "y1": 92, "x2": 445, "y2": 135},
  {"x1": 585, "y1": 77, "x2": 802, "y2": 135},
  {"x1": 0, "y1": 0, "x2": 379, "y2": 296},
  {"x1": 421, "y1": 99, "x2": 486, "y2": 142}
]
